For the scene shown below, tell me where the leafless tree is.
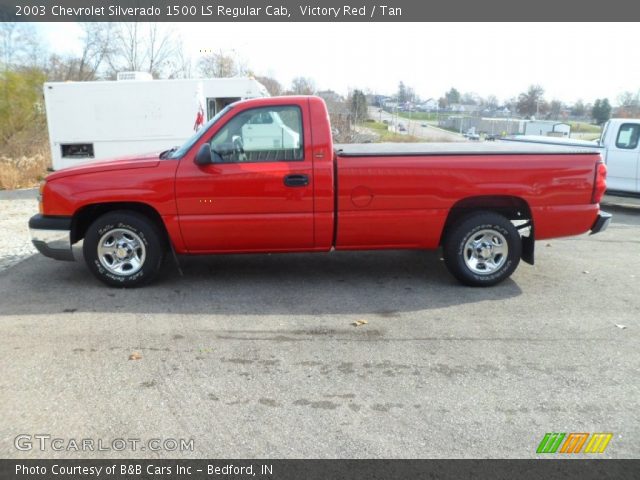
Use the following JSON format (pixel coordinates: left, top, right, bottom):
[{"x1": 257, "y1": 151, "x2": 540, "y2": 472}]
[
  {"x1": 617, "y1": 91, "x2": 640, "y2": 117},
  {"x1": 78, "y1": 23, "x2": 113, "y2": 78},
  {"x1": 0, "y1": 23, "x2": 45, "y2": 71},
  {"x1": 290, "y1": 76, "x2": 316, "y2": 95},
  {"x1": 254, "y1": 75, "x2": 282, "y2": 96},
  {"x1": 165, "y1": 41, "x2": 193, "y2": 79},
  {"x1": 485, "y1": 95, "x2": 499, "y2": 109},
  {"x1": 146, "y1": 23, "x2": 180, "y2": 77},
  {"x1": 105, "y1": 23, "x2": 181, "y2": 78},
  {"x1": 46, "y1": 23, "x2": 113, "y2": 81},
  {"x1": 197, "y1": 49, "x2": 247, "y2": 78}
]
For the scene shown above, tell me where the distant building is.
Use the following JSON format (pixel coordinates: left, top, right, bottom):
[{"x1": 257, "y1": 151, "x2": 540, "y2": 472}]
[
  {"x1": 523, "y1": 121, "x2": 570, "y2": 137},
  {"x1": 367, "y1": 94, "x2": 388, "y2": 107},
  {"x1": 417, "y1": 98, "x2": 439, "y2": 111},
  {"x1": 440, "y1": 116, "x2": 570, "y2": 137},
  {"x1": 317, "y1": 90, "x2": 344, "y2": 104},
  {"x1": 448, "y1": 103, "x2": 483, "y2": 114},
  {"x1": 482, "y1": 107, "x2": 511, "y2": 118}
]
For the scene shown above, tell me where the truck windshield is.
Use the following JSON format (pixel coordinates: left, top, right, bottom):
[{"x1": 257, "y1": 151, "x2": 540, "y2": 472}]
[{"x1": 163, "y1": 105, "x2": 234, "y2": 159}]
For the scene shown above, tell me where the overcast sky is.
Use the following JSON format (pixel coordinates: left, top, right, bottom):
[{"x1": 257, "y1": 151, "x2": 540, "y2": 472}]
[{"x1": 37, "y1": 22, "x2": 640, "y2": 104}]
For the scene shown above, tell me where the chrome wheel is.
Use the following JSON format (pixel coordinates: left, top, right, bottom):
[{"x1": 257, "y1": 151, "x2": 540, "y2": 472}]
[
  {"x1": 97, "y1": 228, "x2": 146, "y2": 276},
  {"x1": 463, "y1": 229, "x2": 508, "y2": 275}
]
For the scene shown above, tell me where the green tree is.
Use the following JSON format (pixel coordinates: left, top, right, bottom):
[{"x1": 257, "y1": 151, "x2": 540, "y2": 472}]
[
  {"x1": 349, "y1": 89, "x2": 368, "y2": 123},
  {"x1": 591, "y1": 98, "x2": 611, "y2": 125},
  {"x1": 517, "y1": 85, "x2": 546, "y2": 118},
  {"x1": 461, "y1": 92, "x2": 479, "y2": 105},
  {"x1": 445, "y1": 87, "x2": 460, "y2": 105},
  {"x1": 572, "y1": 99, "x2": 586, "y2": 118},
  {"x1": 548, "y1": 100, "x2": 563, "y2": 120},
  {"x1": 0, "y1": 67, "x2": 47, "y2": 149},
  {"x1": 397, "y1": 81, "x2": 408, "y2": 103}
]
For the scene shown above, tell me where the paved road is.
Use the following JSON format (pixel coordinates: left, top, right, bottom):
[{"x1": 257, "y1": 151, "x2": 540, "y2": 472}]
[
  {"x1": 0, "y1": 189, "x2": 37, "y2": 273},
  {"x1": 1, "y1": 206, "x2": 638, "y2": 459},
  {"x1": 603, "y1": 193, "x2": 640, "y2": 210},
  {"x1": 369, "y1": 107, "x2": 466, "y2": 142}
]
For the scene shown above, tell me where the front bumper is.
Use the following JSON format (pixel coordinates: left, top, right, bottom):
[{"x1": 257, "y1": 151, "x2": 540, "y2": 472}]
[
  {"x1": 590, "y1": 211, "x2": 612, "y2": 235},
  {"x1": 29, "y1": 214, "x2": 75, "y2": 261}
]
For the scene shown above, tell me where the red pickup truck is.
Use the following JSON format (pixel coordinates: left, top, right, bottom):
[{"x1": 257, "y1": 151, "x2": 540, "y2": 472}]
[{"x1": 30, "y1": 96, "x2": 610, "y2": 287}]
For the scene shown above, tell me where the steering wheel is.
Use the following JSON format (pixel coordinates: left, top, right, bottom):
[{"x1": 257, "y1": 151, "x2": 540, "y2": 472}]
[{"x1": 232, "y1": 136, "x2": 246, "y2": 162}]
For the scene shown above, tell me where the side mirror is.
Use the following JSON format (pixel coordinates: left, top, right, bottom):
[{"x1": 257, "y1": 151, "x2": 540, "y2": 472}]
[{"x1": 194, "y1": 143, "x2": 212, "y2": 165}]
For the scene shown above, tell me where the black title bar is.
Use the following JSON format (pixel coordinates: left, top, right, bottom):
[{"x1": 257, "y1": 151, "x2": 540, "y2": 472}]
[
  {"x1": 1, "y1": 459, "x2": 639, "y2": 480},
  {"x1": 1, "y1": 0, "x2": 640, "y2": 21}
]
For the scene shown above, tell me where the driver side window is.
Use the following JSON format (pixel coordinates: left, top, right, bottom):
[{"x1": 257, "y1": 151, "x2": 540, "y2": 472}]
[{"x1": 209, "y1": 105, "x2": 304, "y2": 163}]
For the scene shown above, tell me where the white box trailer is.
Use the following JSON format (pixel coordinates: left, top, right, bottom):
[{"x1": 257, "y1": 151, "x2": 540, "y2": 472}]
[{"x1": 44, "y1": 76, "x2": 269, "y2": 170}]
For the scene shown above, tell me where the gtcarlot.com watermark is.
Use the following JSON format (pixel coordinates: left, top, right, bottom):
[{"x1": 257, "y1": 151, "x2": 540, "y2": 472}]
[{"x1": 15, "y1": 434, "x2": 194, "y2": 452}]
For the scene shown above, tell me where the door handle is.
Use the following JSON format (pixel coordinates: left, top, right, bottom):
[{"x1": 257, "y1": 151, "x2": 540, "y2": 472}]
[{"x1": 284, "y1": 174, "x2": 309, "y2": 187}]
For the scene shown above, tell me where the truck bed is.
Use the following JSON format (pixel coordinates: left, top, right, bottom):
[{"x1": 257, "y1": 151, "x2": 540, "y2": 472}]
[
  {"x1": 333, "y1": 142, "x2": 602, "y2": 250},
  {"x1": 334, "y1": 142, "x2": 601, "y2": 157}
]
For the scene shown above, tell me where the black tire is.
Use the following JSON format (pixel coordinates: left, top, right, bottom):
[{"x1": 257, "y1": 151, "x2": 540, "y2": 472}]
[
  {"x1": 443, "y1": 211, "x2": 521, "y2": 287},
  {"x1": 83, "y1": 211, "x2": 165, "y2": 287}
]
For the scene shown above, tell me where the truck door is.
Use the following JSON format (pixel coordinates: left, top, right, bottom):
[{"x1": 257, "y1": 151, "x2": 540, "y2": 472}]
[
  {"x1": 606, "y1": 122, "x2": 640, "y2": 193},
  {"x1": 175, "y1": 102, "x2": 315, "y2": 252}
]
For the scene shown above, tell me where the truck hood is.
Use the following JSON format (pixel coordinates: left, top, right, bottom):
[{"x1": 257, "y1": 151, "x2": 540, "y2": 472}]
[{"x1": 46, "y1": 153, "x2": 162, "y2": 181}]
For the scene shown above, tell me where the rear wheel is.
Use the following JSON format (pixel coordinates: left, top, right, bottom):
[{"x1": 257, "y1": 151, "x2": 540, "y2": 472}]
[
  {"x1": 83, "y1": 211, "x2": 165, "y2": 287},
  {"x1": 443, "y1": 211, "x2": 521, "y2": 287}
]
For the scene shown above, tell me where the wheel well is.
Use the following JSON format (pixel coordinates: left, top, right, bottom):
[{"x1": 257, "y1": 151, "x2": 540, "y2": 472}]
[
  {"x1": 71, "y1": 202, "x2": 168, "y2": 245},
  {"x1": 440, "y1": 196, "x2": 533, "y2": 246}
]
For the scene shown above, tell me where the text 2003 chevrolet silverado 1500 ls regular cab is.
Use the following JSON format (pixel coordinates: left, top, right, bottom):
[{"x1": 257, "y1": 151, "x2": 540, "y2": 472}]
[{"x1": 29, "y1": 96, "x2": 611, "y2": 287}]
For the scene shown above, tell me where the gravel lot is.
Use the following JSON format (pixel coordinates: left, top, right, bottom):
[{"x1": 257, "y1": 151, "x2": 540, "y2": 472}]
[
  {"x1": 0, "y1": 189, "x2": 37, "y2": 272},
  {"x1": 0, "y1": 189, "x2": 638, "y2": 459}
]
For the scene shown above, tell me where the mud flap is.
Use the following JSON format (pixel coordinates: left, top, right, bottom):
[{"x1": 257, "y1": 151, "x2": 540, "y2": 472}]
[{"x1": 521, "y1": 234, "x2": 534, "y2": 265}]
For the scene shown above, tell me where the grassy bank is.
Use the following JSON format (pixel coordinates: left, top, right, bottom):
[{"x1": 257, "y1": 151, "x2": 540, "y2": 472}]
[
  {"x1": 363, "y1": 120, "x2": 422, "y2": 142},
  {"x1": 568, "y1": 122, "x2": 601, "y2": 134},
  {"x1": 0, "y1": 153, "x2": 50, "y2": 190}
]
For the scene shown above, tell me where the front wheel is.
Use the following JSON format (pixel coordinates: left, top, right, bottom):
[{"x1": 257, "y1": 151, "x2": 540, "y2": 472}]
[
  {"x1": 83, "y1": 211, "x2": 165, "y2": 287},
  {"x1": 443, "y1": 211, "x2": 522, "y2": 287}
]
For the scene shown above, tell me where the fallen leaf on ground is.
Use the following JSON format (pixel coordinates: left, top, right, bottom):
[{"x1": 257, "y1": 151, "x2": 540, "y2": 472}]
[
  {"x1": 129, "y1": 352, "x2": 142, "y2": 360},
  {"x1": 615, "y1": 324, "x2": 627, "y2": 330},
  {"x1": 583, "y1": 270, "x2": 590, "y2": 274},
  {"x1": 352, "y1": 319, "x2": 368, "y2": 327}
]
